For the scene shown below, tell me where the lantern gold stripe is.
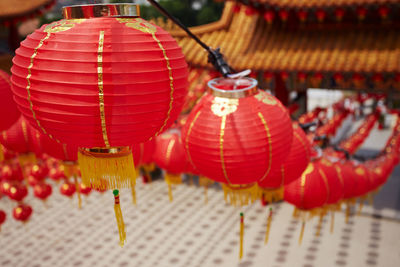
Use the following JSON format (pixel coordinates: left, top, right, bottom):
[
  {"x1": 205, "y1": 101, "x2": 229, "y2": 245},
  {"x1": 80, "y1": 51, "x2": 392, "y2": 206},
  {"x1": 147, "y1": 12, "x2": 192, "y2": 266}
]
[
  {"x1": 335, "y1": 165, "x2": 344, "y2": 187},
  {"x1": 219, "y1": 115, "x2": 232, "y2": 184},
  {"x1": 151, "y1": 31, "x2": 175, "y2": 137},
  {"x1": 25, "y1": 32, "x2": 59, "y2": 142},
  {"x1": 21, "y1": 120, "x2": 29, "y2": 144},
  {"x1": 257, "y1": 112, "x2": 272, "y2": 182},
  {"x1": 185, "y1": 110, "x2": 202, "y2": 170},
  {"x1": 165, "y1": 139, "x2": 176, "y2": 165},
  {"x1": 318, "y1": 168, "x2": 330, "y2": 204},
  {"x1": 300, "y1": 170, "x2": 307, "y2": 208},
  {"x1": 97, "y1": 30, "x2": 110, "y2": 148},
  {"x1": 293, "y1": 131, "x2": 310, "y2": 159}
]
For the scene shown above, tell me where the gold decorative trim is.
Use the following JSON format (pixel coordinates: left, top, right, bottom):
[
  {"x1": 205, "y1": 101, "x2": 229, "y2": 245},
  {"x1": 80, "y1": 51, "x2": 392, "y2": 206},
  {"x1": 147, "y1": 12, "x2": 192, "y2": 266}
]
[
  {"x1": 294, "y1": 131, "x2": 310, "y2": 159},
  {"x1": 335, "y1": 165, "x2": 344, "y2": 187},
  {"x1": 21, "y1": 120, "x2": 29, "y2": 144},
  {"x1": 254, "y1": 91, "x2": 278, "y2": 105},
  {"x1": 165, "y1": 139, "x2": 176, "y2": 166},
  {"x1": 211, "y1": 97, "x2": 239, "y2": 117},
  {"x1": 185, "y1": 110, "x2": 202, "y2": 169},
  {"x1": 97, "y1": 30, "x2": 110, "y2": 148},
  {"x1": 318, "y1": 168, "x2": 330, "y2": 203},
  {"x1": 25, "y1": 32, "x2": 59, "y2": 143},
  {"x1": 300, "y1": 163, "x2": 314, "y2": 208},
  {"x1": 219, "y1": 115, "x2": 231, "y2": 184},
  {"x1": 257, "y1": 112, "x2": 272, "y2": 182}
]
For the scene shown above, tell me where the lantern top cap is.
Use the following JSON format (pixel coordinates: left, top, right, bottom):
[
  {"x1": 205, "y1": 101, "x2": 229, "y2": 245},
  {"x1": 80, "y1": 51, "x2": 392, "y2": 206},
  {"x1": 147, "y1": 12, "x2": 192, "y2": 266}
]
[
  {"x1": 208, "y1": 77, "x2": 258, "y2": 99},
  {"x1": 63, "y1": 3, "x2": 140, "y2": 19}
]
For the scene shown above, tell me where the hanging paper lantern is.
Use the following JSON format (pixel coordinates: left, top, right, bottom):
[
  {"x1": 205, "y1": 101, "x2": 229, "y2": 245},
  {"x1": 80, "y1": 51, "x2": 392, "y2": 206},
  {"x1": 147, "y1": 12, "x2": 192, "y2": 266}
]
[
  {"x1": 60, "y1": 181, "x2": 76, "y2": 197},
  {"x1": 8, "y1": 184, "x2": 28, "y2": 202},
  {"x1": 258, "y1": 123, "x2": 311, "y2": 202},
  {"x1": 297, "y1": 10, "x2": 307, "y2": 23},
  {"x1": 182, "y1": 77, "x2": 292, "y2": 204},
  {"x1": 279, "y1": 10, "x2": 289, "y2": 22},
  {"x1": 284, "y1": 162, "x2": 329, "y2": 243},
  {"x1": 263, "y1": 10, "x2": 275, "y2": 24},
  {"x1": 11, "y1": 3, "x2": 188, "y2": 191},
  {"x1": 378, "y1": 5, "x2": 389, "y2": 20},
  {"x1": 0, "y1": 116, "x2": 35, "y2": 157},
  {"x1": 13, "y1": 204, "x2": 33, "y2": 222},
  {"x1": 315, "y1": 9, "x2": 326, "y2": 22},
  {"x1": 317, "y1": 158, "x2": 343, "y2": 206},
  {"x1": 0, "y1": 70, "x2": 20, "y2": 132},
  {"x1": 245, "y1": 6, "x2": 257, "y2": 16},
  {"x1": 153, "y1": 129, "x2": 188, "y2": 202},
  {"x1": 357, "y1": 7, "x2": 367, "y2": 21},
  {"x1": 335, "y1": 8, "x2": 345, "y2": 22},
  {"x1": 33, "y1": 183, "x2": 52, "y2": 201},
  {"x1": 79, "y1": 183, "x2": 92, "y2": 196}
]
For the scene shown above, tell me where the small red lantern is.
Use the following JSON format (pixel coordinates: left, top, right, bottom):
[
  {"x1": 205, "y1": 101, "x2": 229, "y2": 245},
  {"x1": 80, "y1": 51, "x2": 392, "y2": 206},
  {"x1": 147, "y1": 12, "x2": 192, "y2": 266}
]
[
  {"x1": 0, "y1": 70, "x2": 20, "y2": 132},
  {"x1": 279, "y1": 10, "x2": 289, "y2": 22},
  {"x1": 79, "y1": 183, "x2": 92, "y2": 195},
  {"x1": 182, "y1": 77, "x2": 292, "y2": 204},
  {"x1": 245, "y1": 7, "x2": 257, "y2": 16},
  {"x1": 29, "y1": 163, "x2": 49, "y2": 180},
  {"x1": 315, "y1": 9, "x2": 326, "y2": 22},
  {"x1": 335, "y1": 8, "x2": 345, "y2": 22},
  {"x1": 263, "y1": 10, "x2": 275, "y2": 24},
  {"x1": 233, "y1": 4, "x2": 241, "y2": 13},
  {"x1": 357, "y1": 7, "x2": 367, "y2": 21},
  {"x1": 378, "y1": 5, "x2": 389, "y2": 20},
  {"x1": 60, "y1": 182, "x2": 76, "y2": 197},
  {"x1": 297, "y1": 72, "x2": 307, "y2": 83},
  {"x1": 13, "y1": 204, "x2": 32, "y2": 222},
  {"x1": 297, "y1": 10, "x2": 307, "y2": 23},
  {"x1": 33, "y1": 183, "x2": 52, "y2": 200},
  {"x1": 8, "y1": 184, "x2": 28, "y2": 202}
]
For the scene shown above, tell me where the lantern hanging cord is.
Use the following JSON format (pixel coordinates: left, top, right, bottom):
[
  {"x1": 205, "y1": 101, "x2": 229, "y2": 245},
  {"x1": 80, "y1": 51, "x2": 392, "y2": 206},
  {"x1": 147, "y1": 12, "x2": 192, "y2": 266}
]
[{"x1": 147, "y1": 0, "x2": 233, "y2": 77}]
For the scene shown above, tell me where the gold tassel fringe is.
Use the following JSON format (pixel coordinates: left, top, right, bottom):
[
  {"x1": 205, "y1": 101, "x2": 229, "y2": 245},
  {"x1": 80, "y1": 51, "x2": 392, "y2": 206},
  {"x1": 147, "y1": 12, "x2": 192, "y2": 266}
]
[
  {"x1": 330, "y1": 212, "x2": 335, "y2": 234},
  {"x1": 299, "y1": 221, "x2": 305, "y2": 245},
  {"x1": 260, "y1": 186, "x2": 284, "y2": 203},
  {"x1": 222, "y1": 183, "x2": 260, "y2": 206},
  {"x1": 113, "y1": 189, "x2": 126, "y2": 247},
  {"x1": 199, "y1": 177, "x2": 214, "y2": 205},
  {"x1": 73, "y1": 175, "x2": 82, "y2": 209},
  {"x1": 18, "y1": 153, "x2": 36, "y2": 167},
  {"x1": 316, "y1": 214, "x2": 323, "y2": 236},
  {"x1": 165, "y1": 173, "x2": 182, "y2": 202},
  {"x1": 78, "y1": 147, "x2": 136, "y2": 190},
  {"x1": 264, "y1": 208, "x2": 273, "y2": 245},
  {"x1": 239, "y1": 212, "x2": 244, "y2": 260}
]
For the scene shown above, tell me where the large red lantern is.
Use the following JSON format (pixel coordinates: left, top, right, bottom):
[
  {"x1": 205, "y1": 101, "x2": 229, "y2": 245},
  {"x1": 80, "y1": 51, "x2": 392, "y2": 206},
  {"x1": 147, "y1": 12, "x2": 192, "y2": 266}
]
[
  {"x1": 258, "y1": 122, "x2": 311, "y2": 202},
  {"x1": 11, "y1": 3, "x2": 188, "y2": 247},
  {"x1": 182, "y1": 77, "x2": 292, "y2": 204},
  {"x1": 11, "y1": 3, "x2": 188, "y2": 191},
  {"x1": 0, "y1": 70, "x2": 20, "y2": 132}
]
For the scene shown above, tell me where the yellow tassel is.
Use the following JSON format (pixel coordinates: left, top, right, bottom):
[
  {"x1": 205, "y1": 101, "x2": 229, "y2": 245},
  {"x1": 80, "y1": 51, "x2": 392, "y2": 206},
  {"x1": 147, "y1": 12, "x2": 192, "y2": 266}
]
[
  {"x1": 73, "y1": 175, "x2": 82, "y2": 209},
  {"x1": 264, "y1": 208, "x2": 273, "y2": 245},
  {"x1": 0, "y1": 144, "x2": 4, "y2": 162},
  {"x1": 260, "y1": 186, "x2": 284, "y2": 203},
  {"x1": 18, "y1": 153, "x2": 36, "y2": 167},
  {"x1": 316, "y1": 214, "x2": 323, "y2": 236},
  {"x1": 199, "y1": 176, "x2": 214, "y2": 187},
  {"x1": 221, "y1": 184, "x2": 260, "y2": 207},
  {"x1": 358, "y1": 198, "x2": 364, "y2": 215},
  {"x1": 78, "y1": 147, "x2": 136, "y2": 190},
  {"x1": 368, "y1": 194, "x2": 374, "y2": 206},
  {"x1": 345, "y1": 203, "x2": 351, "y2": 223},
  {"x1": 113, "y1": 189, "x2": 126, "y2": 247},
  {"x1": 131, "y1": 187, "x2": 137, "y2": 205},
  {"x1": 239, "y1": 212, "x2": 244, "y2": 259},
  {"x1": 330, "y1": 212, "x2": 335, "y2": 234},
  {"x1": 299, "y1": 221, "x2": 305, "y2": 245},
  {"x1": 164, "y1": 173, "x2": 182, "y2": 202}
]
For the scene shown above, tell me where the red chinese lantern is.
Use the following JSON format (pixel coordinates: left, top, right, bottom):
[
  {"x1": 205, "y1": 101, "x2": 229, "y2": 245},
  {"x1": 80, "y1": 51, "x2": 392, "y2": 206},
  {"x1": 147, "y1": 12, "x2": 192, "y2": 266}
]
[
  {"x1": 11, "y1": 3, "x2": 188, "y2": 246},
  {"x1": 60, "y1": 182, "x2": 76, "y2": 197},
  {"x1": 335, "y1": 8, "x2": 345, "y2": 22},
  {"x1": 13, "y1": 204, "x2": 33, "y2": 222},
  {"x1": 317, "y1": 158, "x2": 343, "y2": 206},
  {"x1": 297, "y1": 10, "x2": 307, "y2": 23},
  {"x1": 79, "y1": 183, "x2": 92, "y2": 195},
  {"x1": 182, "y1": 77, "x2": 292, "y2": 204},
  {"x1": 258, "y1": 123, "x2": 311, "y2": 202},
  {"x1": 315, "y1": 9, "x2": 326, "y2": 22},
  {"x1": 245, "y1": 6, "x2": 257, "y2": 16},
  {"x1": 378, "y1": 5, "x2": 389, "y2": 20},
  {"x1": 33, "y1": 183, "x2": 52, "y2": 200},
  {"x1": 0, "y1": 210, "x2": 6, "y2": 231},
  {"x1": 297, "y1": 72, "x2": 307, "y2": 83},
  {"x1": 279, "y1": 10, "x2": 289, "y2": 22},
  {"x1": 11, "y1": 3, "x2": 188, "y2": 192},
  {"x1": 263, "y1": 10, "x2": 275, "y2": 24},
  {"x1": 153, "y1": 129, "x2": 188, "y2": 202},
  {"x1": 284, "y1": 162, "x2": 329, "y2": 243},
  {"x1": 8, "y1": 184, "x2": 28, "y2": 202},
  {"x1": 132, "y1": 140, "x2": 155, "y2": 167},
  {"x1": 357, "y1": 7, "x2": 367, "y2": 21}
]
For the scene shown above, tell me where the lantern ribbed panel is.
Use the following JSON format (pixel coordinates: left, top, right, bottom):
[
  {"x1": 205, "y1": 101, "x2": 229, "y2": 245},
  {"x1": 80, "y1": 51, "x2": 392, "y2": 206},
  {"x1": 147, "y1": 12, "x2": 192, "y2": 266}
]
[
  {"x1": 0, "y1": 70, "x2": 20, "y2": 131},
  {"x1": 11, "y1": 18, "x2": 188, "y2": 147},
  {"x1": 0, "y1": 116, "x2": 35, "y2": 154},
  {"x1": 339, "y1": 161, "x2": 358, "y2": 199},
  {"x1": 153, "y1": 131, "x2": 187, "y2": 174},
  {"x1": 30, "y1": 128, "x2": 78, "y2": 161},
  {"x1": 317, "y1": 158, "x2": 343, "y2": 204},
  {"x1": 284, "y1": 163, "x2": 329, "y2": 210},
  {"x1": 132, "y1": 140, "x2": 155, "y2": 166},
  {"x1": 182, "y1": 91, "x2": 292, "y2": 185},
  {"x1": 352, "y1": 164, "x2": 371, "y2": 198},
  {"x1": 258, "y1": 123, "x2": 310, "y2": 188}
]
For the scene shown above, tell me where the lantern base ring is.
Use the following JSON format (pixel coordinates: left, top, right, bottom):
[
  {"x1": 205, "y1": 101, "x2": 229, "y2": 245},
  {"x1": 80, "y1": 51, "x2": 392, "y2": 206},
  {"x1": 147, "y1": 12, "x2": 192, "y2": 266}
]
[{"x1": 78, "y1": 146, "x2": 136, "y2": 190}]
